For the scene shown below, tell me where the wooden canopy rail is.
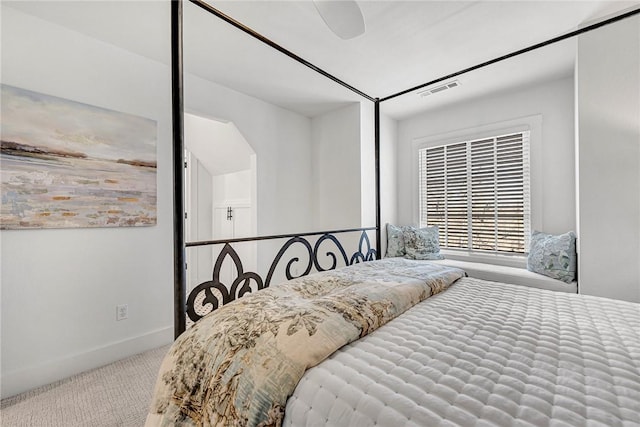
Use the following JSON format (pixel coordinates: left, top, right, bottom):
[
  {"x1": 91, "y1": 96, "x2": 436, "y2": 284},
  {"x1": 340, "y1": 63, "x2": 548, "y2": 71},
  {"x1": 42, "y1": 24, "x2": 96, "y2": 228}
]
[{"x1": 172, "y1": 0, "x2": 640, "y2": 337}]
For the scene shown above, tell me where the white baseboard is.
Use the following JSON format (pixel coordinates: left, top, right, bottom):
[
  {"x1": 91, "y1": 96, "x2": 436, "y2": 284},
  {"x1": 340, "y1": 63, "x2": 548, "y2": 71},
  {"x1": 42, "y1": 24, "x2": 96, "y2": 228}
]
[{"x1": 1, "y1": 326, "x2": 173, "y2": 399}]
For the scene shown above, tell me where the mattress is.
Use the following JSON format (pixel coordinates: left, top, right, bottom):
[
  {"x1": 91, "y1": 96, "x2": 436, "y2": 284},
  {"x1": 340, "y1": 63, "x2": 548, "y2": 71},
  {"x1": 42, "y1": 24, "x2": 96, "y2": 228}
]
[
  {"x1": 284, "y1": 276, "x2": 640, "y2": 426},
  {"x1": 146, "y1": 258, "x2": 466, "y2": 426}
]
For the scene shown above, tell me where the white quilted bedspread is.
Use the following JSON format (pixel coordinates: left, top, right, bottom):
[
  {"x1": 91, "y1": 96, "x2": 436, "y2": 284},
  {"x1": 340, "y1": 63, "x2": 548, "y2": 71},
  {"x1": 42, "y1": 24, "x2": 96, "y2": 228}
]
[{"x1": 284, "y1": 277, "x2": 640, "y2": 427}]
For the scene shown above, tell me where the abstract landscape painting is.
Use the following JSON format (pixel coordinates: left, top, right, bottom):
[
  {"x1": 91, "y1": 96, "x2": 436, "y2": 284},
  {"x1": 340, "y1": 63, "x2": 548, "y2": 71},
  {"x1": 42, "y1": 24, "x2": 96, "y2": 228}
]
[{"x1": 1, "y1": 84, "x2": 157, "y2": 230}]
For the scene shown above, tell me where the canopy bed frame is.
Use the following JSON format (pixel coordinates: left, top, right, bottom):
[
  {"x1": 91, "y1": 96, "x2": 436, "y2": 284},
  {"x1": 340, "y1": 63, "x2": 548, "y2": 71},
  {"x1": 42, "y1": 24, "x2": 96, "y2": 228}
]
[
  {"x1": 150, "y1": 3, "x2": 640, "y2": 425},
  {"x1": 171, "y1": 0, "x2": 640, "y2": 337}
]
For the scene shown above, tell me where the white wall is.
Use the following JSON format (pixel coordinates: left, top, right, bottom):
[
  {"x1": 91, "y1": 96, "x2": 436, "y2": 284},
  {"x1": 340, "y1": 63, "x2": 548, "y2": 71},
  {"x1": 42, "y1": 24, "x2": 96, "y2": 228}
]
[
  {"x1": 311, "y1": 103, "x2": 362, "y2": 230},
  {"x1": 184, "y1": 65, "x2": 318, "y2": 295},
  {"x1": 185, "y1": 76, "x2": 314, "y2": 236},
  {"x1": 379, "y1": 113, "x2": 399, "y2": 257},
  {"x1": 0, "y1": 3, "x2": 332, "y2": 399},
  {"x1": 184, "y1": 114, "x2": 254, "y2": 176},
  {"x1": 397, "y1": 76, "x2": 576, "y2": 239},
  {"x1": 0, "y1": 1, "x2": 383, "y2": 400},
  {"x1": 1, "y1": 6, "x2": 173, "y2": 398},
  {"x1": 576, "y1": 15, "x2": 640, "y2": 303},
  {"x1": 360, "y1": 101, "x2": 376, "y2": 228},
  {"x1": 183, "y1": 77, "x2": 374, "y2": 299}
]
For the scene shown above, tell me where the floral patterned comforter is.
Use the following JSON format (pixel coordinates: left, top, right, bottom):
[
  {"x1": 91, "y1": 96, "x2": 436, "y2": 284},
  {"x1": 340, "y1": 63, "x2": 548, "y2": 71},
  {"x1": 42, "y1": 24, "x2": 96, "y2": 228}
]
[{"x1": 146, "y1": 258, "x2": 465, "y2": 427}]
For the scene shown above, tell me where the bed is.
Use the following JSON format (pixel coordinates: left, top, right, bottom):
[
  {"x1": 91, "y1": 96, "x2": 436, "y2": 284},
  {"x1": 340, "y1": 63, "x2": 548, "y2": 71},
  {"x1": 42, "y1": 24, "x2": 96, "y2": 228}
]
[
  {"x1": 160, "y1": 3, "x2": 640, "y2": 426},
  {"x1": 146, "y1": 258, "x2": 640, "y2": 426}
]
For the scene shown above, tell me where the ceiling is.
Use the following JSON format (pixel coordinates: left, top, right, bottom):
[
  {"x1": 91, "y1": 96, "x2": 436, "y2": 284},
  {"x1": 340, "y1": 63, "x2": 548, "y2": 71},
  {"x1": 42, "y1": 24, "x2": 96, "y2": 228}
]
[
  {"x1": 4, "y1": 0, "x2": 640, "y2": 119},
  {"x1": 209, "y1": 1, "x2": 636, "y2": 96}
]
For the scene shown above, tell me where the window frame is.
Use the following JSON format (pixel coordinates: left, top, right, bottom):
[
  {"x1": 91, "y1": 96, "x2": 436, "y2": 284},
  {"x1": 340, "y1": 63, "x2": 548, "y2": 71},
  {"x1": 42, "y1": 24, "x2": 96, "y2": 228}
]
[{"x1": 411, "y1": 116, "x2": 542, "y2": 268}]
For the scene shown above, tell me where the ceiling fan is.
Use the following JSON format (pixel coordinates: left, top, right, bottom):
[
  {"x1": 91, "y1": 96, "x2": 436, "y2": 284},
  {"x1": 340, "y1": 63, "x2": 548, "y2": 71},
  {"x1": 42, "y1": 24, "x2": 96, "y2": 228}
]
[{"x1": 312, "y1": 0, "x2": 365, "y2": 40}]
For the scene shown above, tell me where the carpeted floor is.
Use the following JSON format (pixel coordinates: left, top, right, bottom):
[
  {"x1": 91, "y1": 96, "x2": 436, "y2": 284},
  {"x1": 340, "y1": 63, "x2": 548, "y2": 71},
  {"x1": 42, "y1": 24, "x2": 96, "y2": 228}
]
[{"x1": 0, "y1": 345, "x2": 170, "y2": 427}]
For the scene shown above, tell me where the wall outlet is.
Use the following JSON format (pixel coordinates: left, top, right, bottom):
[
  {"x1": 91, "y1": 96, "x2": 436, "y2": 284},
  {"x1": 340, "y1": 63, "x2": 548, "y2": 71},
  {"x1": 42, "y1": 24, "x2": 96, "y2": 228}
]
[{"x1": 116, "y1": 304, "x2": 128, "y2": 321}]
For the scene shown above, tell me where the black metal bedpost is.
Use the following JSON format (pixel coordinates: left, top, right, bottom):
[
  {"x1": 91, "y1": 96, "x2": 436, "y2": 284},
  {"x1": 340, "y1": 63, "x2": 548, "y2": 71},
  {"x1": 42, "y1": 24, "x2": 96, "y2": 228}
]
[
  {"x1": 374, "y1": 99, "x2": 381, "y2": 260},
  {"x1": 172, "y1": 0, "x2": 186, "y2": 338}
]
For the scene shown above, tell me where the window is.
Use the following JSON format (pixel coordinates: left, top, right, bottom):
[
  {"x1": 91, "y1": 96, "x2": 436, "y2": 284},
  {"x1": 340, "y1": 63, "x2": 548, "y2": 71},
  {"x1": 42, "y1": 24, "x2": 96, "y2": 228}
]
[{"x1": 419, "y1": 131, "x2": 530, "y2": 254}]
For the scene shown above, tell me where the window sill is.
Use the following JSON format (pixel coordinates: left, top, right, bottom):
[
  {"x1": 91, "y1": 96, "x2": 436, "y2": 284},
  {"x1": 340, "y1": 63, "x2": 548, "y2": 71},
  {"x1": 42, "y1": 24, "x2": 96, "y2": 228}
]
[
  {"x1": 431, "y1": 258, "x2": 577, "y2": 293},
  {"x1": 440, "y1": 249, "x2": 527, "y2": 269}
]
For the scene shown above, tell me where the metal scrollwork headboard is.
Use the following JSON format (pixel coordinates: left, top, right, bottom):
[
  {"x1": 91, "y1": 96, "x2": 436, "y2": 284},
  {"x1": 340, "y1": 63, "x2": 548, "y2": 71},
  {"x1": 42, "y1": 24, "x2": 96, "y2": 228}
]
[{"x1": 186, "y1": 228, "x2": 377, "y2": 323}]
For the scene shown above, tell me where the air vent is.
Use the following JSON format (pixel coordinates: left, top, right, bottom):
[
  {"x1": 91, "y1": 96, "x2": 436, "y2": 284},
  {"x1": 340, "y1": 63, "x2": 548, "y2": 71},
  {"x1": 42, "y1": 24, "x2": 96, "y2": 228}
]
[{"x1": 417, "y1": 80, "x2": 461, "y2": 97}]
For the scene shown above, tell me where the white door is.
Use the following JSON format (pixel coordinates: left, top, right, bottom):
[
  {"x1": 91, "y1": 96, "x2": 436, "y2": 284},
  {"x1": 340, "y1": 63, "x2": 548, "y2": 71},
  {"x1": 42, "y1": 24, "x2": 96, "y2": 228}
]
[{"x1": 213, "y1": 206, "x2": 234, "y2": 240}]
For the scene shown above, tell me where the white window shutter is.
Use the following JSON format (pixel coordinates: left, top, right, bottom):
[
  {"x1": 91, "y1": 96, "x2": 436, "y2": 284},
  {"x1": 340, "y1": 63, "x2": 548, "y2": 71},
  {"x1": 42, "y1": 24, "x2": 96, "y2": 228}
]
[{"x1": 419, "y1": 131, "x2": 530, "y2": 255}]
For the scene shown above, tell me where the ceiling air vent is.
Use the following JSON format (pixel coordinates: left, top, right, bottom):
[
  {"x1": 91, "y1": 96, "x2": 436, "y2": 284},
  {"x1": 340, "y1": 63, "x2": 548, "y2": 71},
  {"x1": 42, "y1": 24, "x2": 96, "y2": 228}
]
[{"x1": 417, "y1": 80, "x2": 461, "y2": 97}]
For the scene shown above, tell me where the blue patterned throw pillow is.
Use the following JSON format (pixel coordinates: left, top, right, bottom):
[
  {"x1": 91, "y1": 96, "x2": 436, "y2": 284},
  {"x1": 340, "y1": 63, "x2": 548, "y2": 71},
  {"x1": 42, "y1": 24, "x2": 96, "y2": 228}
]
[
  {"x1": 527, "y1": 230, "x2": 577, "y2": 283},
  {"x1": 385, "y1": 223, "x2": 405, "y2": 257},
  {"x1": 402, "y1": 226, "x2": 444, "y2": 260}
]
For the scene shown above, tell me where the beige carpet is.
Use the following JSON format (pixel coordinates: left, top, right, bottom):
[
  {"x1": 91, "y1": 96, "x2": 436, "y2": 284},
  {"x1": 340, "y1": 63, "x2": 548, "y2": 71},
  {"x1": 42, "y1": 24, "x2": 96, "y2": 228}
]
[{"x1": 1, "y1": 345, "x2": 170, "y2": 427}]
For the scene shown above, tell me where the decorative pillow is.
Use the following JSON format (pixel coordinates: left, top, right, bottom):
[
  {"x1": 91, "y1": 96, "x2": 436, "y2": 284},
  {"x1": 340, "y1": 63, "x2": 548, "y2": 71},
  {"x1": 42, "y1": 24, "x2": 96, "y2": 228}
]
[
  {"x1": 385, "y1": 223, "x2": 405, "y2": 257},
  {"x1": 402, "y1": 225, "x2": 444, "y2": 260},
  {"x1": 527, "y1": 230, "x2": 577, "y2": 283}
]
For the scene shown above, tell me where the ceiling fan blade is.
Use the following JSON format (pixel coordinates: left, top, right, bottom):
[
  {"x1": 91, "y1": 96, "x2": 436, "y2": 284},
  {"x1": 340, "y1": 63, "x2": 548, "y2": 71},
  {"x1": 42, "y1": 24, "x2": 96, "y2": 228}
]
[{"x1": 312, "y1": 0, "x2": 365, "y2": 40}]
